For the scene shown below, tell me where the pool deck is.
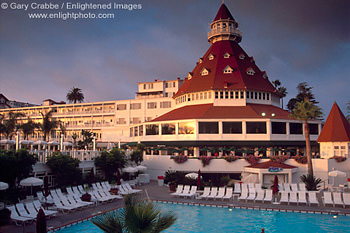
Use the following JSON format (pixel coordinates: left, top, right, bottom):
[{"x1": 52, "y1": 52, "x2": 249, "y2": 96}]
[{"x1": 1, "y1": 181, "x2": 350, "y2": 233}]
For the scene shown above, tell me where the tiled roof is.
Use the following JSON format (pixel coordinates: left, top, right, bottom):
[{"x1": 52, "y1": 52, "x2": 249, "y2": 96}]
[
  {"x1": 152, "y1": 103, "x2": 291, "y2": 122},
  {"x1": 246, "y1": 161, "x2": 297, "y2": 169},
  {"x1": 213, "y1": 4, "x2": 235, "y2": 21},
  {"x1": 173, "y1": 40, "x2": 280, "y2": 98},
  {"x1": 317, "y1": 102, "x2": 350, "y2": 142}
]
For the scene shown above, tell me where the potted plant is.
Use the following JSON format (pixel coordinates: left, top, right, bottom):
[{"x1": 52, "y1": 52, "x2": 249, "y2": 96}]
[
  {"x1": 81, "y1": 184, "x2": 91, "y2": 202},
  {"x1": 164, "y1": 170, "x2": 181, "y2": 192}
]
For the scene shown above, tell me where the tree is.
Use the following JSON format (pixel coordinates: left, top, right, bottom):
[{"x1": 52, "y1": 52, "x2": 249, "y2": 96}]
[
  {"x1": 94, "y1": 149, "x2": 127, "y2": 180},
  {"x1": 39, "y1": 110, "x2": 59, "y2": 141},
  {"x1": 77, "y1": 130, "x2": 93, "y2": 149},
  {"x1": 130, "y1": 150, "x2": 143, "y2": 165},
  {"x1": 91, "y1": 194, "x2": 177, "y2": 233},
  {"x1": 347, "y1": 101, "x2": 350, "y2": 123},
  {"x1": 72, "y1": 133, "x2": 78, "y2": 149},
  {"x1": 1, "y1": 111, "x2": 25, "y2": 139},
  {"x1": 66, "y1": 87, "x2": 84, "y2": 104},
  {"x1": 59, "y1": 121, "x2": 67, "y2": 138},
  {"x1": 290, "y1": 101, "x2": 323, "y2": 176},
  {"x1": 20, "y1": 118, "x2": 39, "y2": 140},
  {"x1": 272, "y1": 79, "x2": 288, "y2": 109},
  {"x1": 300, "y1": 174, "x2": 322, "y2": 191},
  {"x1": 46, "y1": 153, "x2": 82, "y2": 187},
  {"x1": 272, "y1": 79, "x2": 281, "y2": 88},
  {"x1": 287, "y1": 82, "x2": 318, "y2": 112}
]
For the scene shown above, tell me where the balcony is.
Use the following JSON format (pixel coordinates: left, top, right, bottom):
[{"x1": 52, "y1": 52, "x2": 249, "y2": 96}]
[{"x1": 208, "y1": 28, "x2": 242, "y2": 39}]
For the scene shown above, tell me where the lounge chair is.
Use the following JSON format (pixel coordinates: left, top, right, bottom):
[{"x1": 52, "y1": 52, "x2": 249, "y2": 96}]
[
  {"x1": 333, "y1": 192, "x2": 344, "y2": 208},
  {"x1": 291, "y1": 184, "x2": 299, "y2": 192},
  {"x1": 124, "y1": 183, "x2": 142, "y2": 193},
  {"x1": 67, "y1": 195, "x2": 89, "y2": 208},
  {"x1": 222, "y1": 187, "x2": 233, "y2": 201},
  {"x1": 53, "y1": 198, "x2": 76, "y2": 213},
  {"x1": 170, "y1": 185, "x2": 183, "y2": 197},
  {"x1": 96, "y1": 182, "x2": 104, "y2": 191},
  {"x1": 181, "y1": 186, "x2": 197, "y2": 199},
  {"x1": 103, "y1": 181, "x2": 112, "y2": 190},
  {"x1": 73, "y1": 186, "x2": 83, "y2": 196},
  {"x1": 298, "y1": 191, "x2": 307, "y2": 205},
  {"x1": 283, "y1": 183, "x2": 291, "y2": 192},
  {"x1": 279, "y1": 191, "x2": 289, "y2": 205},
  {"x1": 25, "y1": 202, "x2": 55, "y2": 219},
  {"x1": 7, "y1": 205, "x2": 33, "y2": 226},
  {"x1": 299, "y1": 183, "x2": 306, "y2": 192},
  {"x1": 323, "y1": 192, "x2": 334, "y2": 207},
  {"x1": 308, "y1": 192, "x2": 319, "y2": 206},
  {"x1": 199, "y1": 187, "x2": 211, "y2": 200},
  {"x1": 255, "y1": 184, "x2": 262, "y2": 191},
  {"x1": 278, "y1": 183, "x2": 283, "y2": 192},
  {"x1": 72, "y1": 195, "x2": 95, "y2": 207},
  {"x1": 289, "y1": 192, "x2": 298, "y2": 205},
  {"x1": 16, "y1": 203, "x2": 37, "y2": 219},
  {"x1": 248, "y1": 183, "x2": 255, "y2": 191},
  {"x1": 98, "y1": 189, "x2": 122, "y2": 201},
  {"x1": 263, "y1": 190, "x2": 273, "y2": 203},
  {"x1": 33, "y1": 200, "x2": 58, "y2": 217},
  {"x1": 36, "y1": 191, "x2": 54, "y2": 204},
  {"x1": 241, "y1": 183, "x2": 248, "y2": 192},
  {"x1": 246, "y1": 188, "x2": 256, "y2": 202},
  {"x1": 92, "y1": 183, "x2": 98, "y2": 190},
  {"x1": 178, "y1": 185, "x2": 190, "y2": 197},
  {"x1": 207, "y1": 187, "x2": 218, "y2": 200},
  {"x1": 238, "y1": 189, "x2": 248, "y2": 201},
  {"x1": 343, "y1": 193, "x2": 350, "y2": 207},
  {"x1": 56, "y1": 188, "x2": 65, "y2": 198},
  {"x1": 88, "y1": 191, "x2": 106, "y2": 204},
  {"x1": 78, "y1": 185, "x2": 85, "y2": 194},
  {"x1": 234, "y1": 183, "x2": 241, "y2": 194},
  {"x1": 254, "y1": 190, "x2": 265, "y2": 202},
  {"x1": 101, "y1": 182, "x2": 110, "y2": 191},
  {"x1": 117, "y1": 185, "x2": 130, "y2": 195},
  {"x1": 93, "y1": 190, "x2": 111, "y2": 202},
  {"x1": 215, "y1": 187, "x2": 226, "y2": 200},
  {"x1": 60, "y1": 196, "x2": 83, "y2": 210}
]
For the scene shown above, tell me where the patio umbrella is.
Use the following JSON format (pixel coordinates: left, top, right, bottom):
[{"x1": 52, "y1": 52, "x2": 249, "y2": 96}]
[
  {"x1": 20, "y1": 177, "x2": 43, "y2": 195},
  {"x1": 48, "y1": 141, "x2": 59, "y2": 146},
  {"x1": 34, "y1": 140, "x2": 47, "y2": 145},
  {"x1": 36, "y1": 208, "x2": 47, "y2": 233},
  {"x1": 185, "y1": 173, "x2": 198, "y2": 179},
  {"x1": 0, "y1": 182, "x2": 9, "y2": 191},
  {"x1": 197, "y1": 170, "x2": 201, "y2": 188},
  {"x1": 122, "y1": 167, "x2": 138, "y2": 173},
  {"x1": 135, "y1": 165, "x2": 147, "y2": 172},
  {"x1": 43, "y1": 176, "x2": 50, "y2": 198},
  {"x1": 0, "y1": 139, "x2": 15, "y2": 144},
  {"x1": 116, "y1": 169, "x2": 121, "y2": 185},
  {"x1": 63, "y1": 142, "x2": 73, "y2": 146},
  {"x1": 20, "y1": 140, "x2": 33, "y2": 145},
  {"x1": 273, "y1": 175, "x2": 279, "y2": 195},
  {"x1": 328, "y1": 169, "x2": 346, "y2": 185}
]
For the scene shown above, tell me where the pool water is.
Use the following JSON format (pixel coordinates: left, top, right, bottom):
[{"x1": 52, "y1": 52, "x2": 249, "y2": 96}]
[{"x1": 57, "y1": 203, "x2": 350, "y2": 233}]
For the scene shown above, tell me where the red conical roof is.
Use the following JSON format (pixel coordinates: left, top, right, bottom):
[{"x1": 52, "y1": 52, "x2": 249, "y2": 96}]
[
  {"x1": 174, "y1": 40, "x2": 279, "y2": 98},
  {"x1": 317, "y1": 102, "x2": 350, "y2": 142},
  {"x1": 214, "y1": 4, "x2": 235, "y2": 21}
]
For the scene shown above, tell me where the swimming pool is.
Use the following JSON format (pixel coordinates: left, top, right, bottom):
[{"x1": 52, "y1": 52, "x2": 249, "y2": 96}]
[{"x1": 56, "y1": 202, "x2": 350, "y2": 233}]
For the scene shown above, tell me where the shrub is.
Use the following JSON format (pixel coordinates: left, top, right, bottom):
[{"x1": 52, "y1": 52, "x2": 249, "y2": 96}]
[
  {"x1": 199, "y1": 156, "x2": 212, "y2": 167},
  {"x1": 331, "y1": 156, "x2": 347, "y2": 163},
  {"x1": 94, "y1": 149, "x2": 127, "y2": 180},
  {"x1": 164, "y1": 170, "x2": 184, "y2": 185},
  {"x1": 130, "y1": 150, "x2": 143, "y2": 165},
  {"x1": 300, "y1": 174, "x2": 322, "y2": 191},
  {"x1": 223, "y1": 155, "x2": 240, "y2": 163},
  {"x1": 171, "y1": 154, "x2": 188, "y2": 164},
  {"x1": 292, "y1": 155, "x2": 307, "y2": 164},
  {"x1": 270, "y1": 155, "x2": 290, "y2": 164},
  {"x1": 244, "y1": 155, "x2": 260, "y2": 165}
]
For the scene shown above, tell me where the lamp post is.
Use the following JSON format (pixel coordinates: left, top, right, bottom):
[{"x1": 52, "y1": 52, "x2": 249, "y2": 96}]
[
  {"x1": 93, "y1": 136, "x2": 96, "y2": 151},
  {"x1": 16, "y1": 131, "x2": 20, "y2": 150},
  {"x1": 60, "y1": 134, "x2": 64, "y2": 151}
]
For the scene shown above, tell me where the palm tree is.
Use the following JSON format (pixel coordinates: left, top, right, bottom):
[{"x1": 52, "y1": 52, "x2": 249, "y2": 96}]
[
  {"x1": 272, "y1": 79, "x2": 281, "y2": 88},
  {"x1": 66, "y1": 87, "x2": 84, "y2": 104},
  {"x1": 72, "y1": 133, "x2": 78, "y2": 149},
  {"x1": 39, "y1": 110, "x2": 59, "y2": 141},
  {"x1": 277, "y1": 86, "x2": 288, "y2": 109},
  {"x1": 91, "y1": 194, "x2": 177, "y2": 233},
  {"x1": 290, "y1": 101, "x2": 323, "y2": 176},
  {"x1": 59, "y1": 121, "x2": 67, "y2": 138},
  {"x1": 21, "y1": 118, "x2": 39, "y2": 140},
  {"x1": 1, "y1": 111, "x2": 25, "y2": 139}
]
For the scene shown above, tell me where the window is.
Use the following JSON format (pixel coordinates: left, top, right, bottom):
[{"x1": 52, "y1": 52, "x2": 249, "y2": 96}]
[
  {"x1": 160, "y1": 101, "x2": 171, "y2": 108},
  {"x1": 309, "y1": 123, "x2": 319, "y2": 135},
  {"x1": 246, "y1": 122, "x2": 267, "y2": 134},
  {"x1": 223, "y1": 65, "x2": 233, "y2": 74},
  {"x1": 224, "y1": 52, "x2": 230, "y2": 58},
  {"x1": 187, "y1": 72, "x2": 193, "y2": 79},
  {"x1": 147, "y1": 102, "x2": 157, "y2": 109},
  {"x1": 235, "y1": 91, "x2": 239, "y2": 99},
  {"x1": 134, "y1": 127, "x2": 139, "y2": 137},
  {"x1": 247, "y1": 91, "x2": 250, "y2": 99},
  {"x1": 271, "y1": 122, "x2": 286, "y2": 134},
  {"x1": 146, "y1": 124, "x2": 159, "y2": 135},
  {"x1": 215, "y1": 92, "x2": 219, "y2": 99},
  {"x1": 241, "y1": 91, "x2": 244, "y2": 99},
  {"x1": 199, "y1": 122, "x2": 219, "y2": 134},
  {"x1": 225, "y1": 92, "x2": 229, "y2": 99},
  {"x1": 200, "y1": 92, "x2": 203, "y2": 100},
  {"x1": 220, "y1": 92, "x2": 223, "y2": 99},
  {"x1": 239, "y1": 53, "x2": 245, "y2": 59},
  {"x1": 199, "y1": 58, "x2": 203, "y2": 63},
  {"x1": 246, "y1": 67, "x2": 255, "y2": 75},
  {"x1": 208, "y1": 92, "x2": 212, "y2": 99},
  {"x1": 262, "y1": 93, "x2": 266, "y2": 100},
  {"x1": 267, "y1": 93, "x2": 270, "y2": 100},
  {"x1": 204, "y1": 92, "x2": 207, "y2": 99},
  {"x1": 130, "y1": 117, "x2": 140, "y2": 124},
  {"x1": 130, "y1": 103, "x2": 141, "y2": 110},
  {"x1": 200, "y1": 68, "x2": 209, "y2": 76},
  {"x1": 130, "y1": 128, "x2": 134, "y2": 137},
  {"x1": 139, "y1": 125, "x2": 143, "y2": 136},
  {"x1": 290, "y1": 123, "x2": 303, "y2": 134},
  {"x1": 143, "y1": 83, "x2": 153, "y2": 89},
  {"x1": 255, "y1": 92, "x2": 258, "y2": 99},
  {"x1": 161, "y1": 123, "x2": 176, "y2": 135},
  {"x1": 223, "y1": 122, "x2": 242, "y2": 134},
  {"x1": 117, "y1": 118, "x2": 126, "y2": 124},
  {"x1": 178, "y1": 122, "x2": 195, "y2": 134},
  {"x1": 259, "y1": 93, "x2": 261, "y2": 99},
  {"x1": 208, "y1": 54, "x2": 215, "y2": 60},
  {"x1": 230, "y1": 91, "x2": 234, "y2": 99}
]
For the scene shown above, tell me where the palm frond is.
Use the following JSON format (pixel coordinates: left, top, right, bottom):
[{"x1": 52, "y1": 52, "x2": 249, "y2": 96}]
[{"x1": 90, "y1": 211, "x2": 124, "y2": 233}]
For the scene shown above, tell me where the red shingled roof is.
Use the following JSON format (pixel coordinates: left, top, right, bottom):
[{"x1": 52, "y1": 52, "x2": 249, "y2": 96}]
[
  {"x1": 317, "y1": 102, "x2": 350, "y2": 142},
  {"x1": 246, "y1": 161, "x2": 297, "y2": 169},
  {"x1": 173, "y1": 40, "x2": 280, "y2": 98},
  {"x1": 214, "y1": 4, "x2": 235, "y2": 21},
  {"x1": 152, "y1": 104, "x2": 291, "y2": 122}
]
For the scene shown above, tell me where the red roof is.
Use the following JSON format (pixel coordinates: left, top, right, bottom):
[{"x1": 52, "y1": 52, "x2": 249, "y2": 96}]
[
  {"x1": 214, "y1": 4, "x2": 235, "y2": 21},
  {"x1": 246, "y1": 161, "x2": 297, "y2": 169},
  {"x1": 173, "y1": 40, "x2": 280, "y2": 98},
  {"x1": 152, "y1": 103, "x2": 291, "y2": 122},
  {"x1": 317, "y1": 102, "x2": 350, "y2": 142}
]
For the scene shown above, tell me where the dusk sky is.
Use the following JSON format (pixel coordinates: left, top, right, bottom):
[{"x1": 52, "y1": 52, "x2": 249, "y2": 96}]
[{"x1": 0, "y1": 0, "x2": 349, "y2": 117}]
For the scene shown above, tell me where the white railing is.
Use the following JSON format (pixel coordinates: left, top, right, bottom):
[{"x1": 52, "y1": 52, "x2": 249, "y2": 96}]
[
  {"x1": 208, "y1": 28, "x2": 242, "y2": 38},
  {"x1": 33, "y1": 150, "x2": 101, "y2": 163}
]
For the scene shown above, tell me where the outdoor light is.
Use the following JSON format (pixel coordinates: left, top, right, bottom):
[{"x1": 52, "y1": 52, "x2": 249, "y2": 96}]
[
  {"x1": 261, "y1": 112, "x2": 266, "y2": 116},
  {"x1": 229, "y1": 208, "x2": 232, "y2": 211},
  {"x1": 271, "y1": 113, "x2": 275, "y2": 117}
]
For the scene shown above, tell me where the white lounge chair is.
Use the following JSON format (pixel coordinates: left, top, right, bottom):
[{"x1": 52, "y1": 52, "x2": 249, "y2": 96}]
[
  {"x1": 67, "y1": 195, "x2": 89, "y2": 208},
  {"x1": 308, "y1": 192, "x2": 319, "y2": 206},
  {"x1": 291, "y1": 184, "x2": 299, "y2": 192},
  {"x1": 234, "y1": 183, "x2": 241, "y2": 194},
  {"x1": 7, "y1": 205, "x2": 33, "y2": 226},
  {"x1": 170, "y1": 185, "x2": 183, "y2": 197},
  {"x1": 181, "y1": 186, "x2": 197, "y2": 199},
  {"x1": 283, "y1": 183, "x2": 291, "y2": 192},
  {"x1": 333, "y1": 192, "x2": 344, "y2": 208},
  {"x1": 104, "y1": 181, "x2": 112, "y2": 190},
  {"x1": 98, "y1": 189, "x2": 122, "y2": 201},
  {"x1": 343, "y1": 193, "x2": 350, "y2": 207},
  {"x1": 255, "y1": 184, "x2": 262, "y2": 191},
  {"x1": 246, "y1": 188, "x2": 256, "y2": 202},
  {"x1": 72, "y1": 195, "x2": 95, "y2": 207},
  {"x1": 289, "y1": 192, "x2": 298, "y2": 205},
  {"x1": 124, "y1": 183, "x2": 142, "y2": 193},
  {"x1": 93, "y1": 190, "x2": 112, "y2": 202},
  {"x1": 254, "y1": 190, "x2": 265, "y2": 202},
  {"x1": 238, "y1": 189, "x2": 248, "y2": 201},
  {"x1": 241, "y1": 183, "x2": 248, "y2": 192},
  {"x1": 299, "y1": 183, "x2": 306, "y2": 192},
  {"x1": 207, "y1": 187, "x2": 218, "y2": 200},
  {"x1": 56, "y1": 188, "x2": 65, "y2": 198},
  {"x1": 279, "y1": 191, "x2": 289, "y2": 205},
  {"x1": 222, "y1": 187, "x2": 233, "y2": 201},
  {"x1": 298, "y1": 191, "x2": 307, "y2": 205},
  {"x1": 178, "y1": 185, "x2": 190, "y2": 197},
  {"x1": 248, "y1": 183, "x2": 255, "y2": 191},
  {"x1": 33, "y1": 200, "x2": 58, "y2": 217},
  {"x1": 278, "y1": 183, "x2": 283, "y2": 192},
  {"x1": 73, "y1": 186, "x2": 83, "y2": 196},
  {"x1": 88, "y1": 191, "x2": 106, "y2": 204},
  {"x1": 60, "y1": 196, "x2": 82, "y2": 210},
  {"x1": 215, "y1": 187, "x2": 226, "y2": 200},
  {"x1": 16, "y1": 203, "x2": 37, "y2": 219},
  {"x1": 199, "y1": 187, "x2": 211, "y2": 200},
  {"x1": 78, "y1": 185, "x2": 85, "y2": 194},
  {"x1": 323, "y1": 192, "x2": 334, "y2": 207},
  {"x1": 263, "y1": 190, "x2": 273, "y2": 203},
  {"x1": 36, "y1": 191, "x2": 54, "y2": 204}
]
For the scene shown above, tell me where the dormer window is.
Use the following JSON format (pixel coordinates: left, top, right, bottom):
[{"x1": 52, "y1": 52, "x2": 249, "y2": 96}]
[
  {"x1": 208, "y1": 54, "x2": 215, "y2": 60},
  {"x1": 239, "y1": 54, "x2": 245, "y2": 60},
  {"x1": 246, "y1": 67, "x2": 255, "y2": 76},
  {"x1": 200, "y1": 68, "x2": 210, "y2": 76},
  {"x1": 199, "y1": 58, "x2": 203, "y2": 63},
  {"x1": 224, "y1": 52, "x2": 231, "y2": 58},
  {"x1": 187, "y1": 72, "x2": 193, "y2": 80},
  {"x1": 262, "y1": 72, "x2": 268, "y2": 79},
  {"x1": 250, "y1": 57, "x2": 255, "y2": 63},
  {"x1": 223, "y1": 65, "x2": 234, "y2": 74}
]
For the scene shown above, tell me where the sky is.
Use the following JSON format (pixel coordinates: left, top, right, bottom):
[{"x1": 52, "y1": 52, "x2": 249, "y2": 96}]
[{"x1": 0, "y1": 0, "x2": 349, "y2": 118}]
